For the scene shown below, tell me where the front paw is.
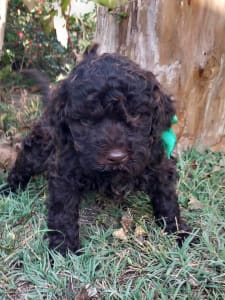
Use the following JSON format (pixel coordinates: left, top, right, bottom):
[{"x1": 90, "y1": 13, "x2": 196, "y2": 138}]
[
  {"x1": 175, "y1": 221, "x2": 199, "y2": 247},
  {"x1": 48, "y1": 232, "x2": 80, "y2": 256}
]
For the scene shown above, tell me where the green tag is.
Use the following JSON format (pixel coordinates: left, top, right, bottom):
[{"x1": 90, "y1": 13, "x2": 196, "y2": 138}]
[{"x1": 161, "y1": 115, "x2": 178, "y2": 159}]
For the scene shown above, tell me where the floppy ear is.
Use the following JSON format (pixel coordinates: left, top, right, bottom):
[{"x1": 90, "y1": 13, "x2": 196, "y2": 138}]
[
  {"x1": 144, "y1": 70, "x2": 175, "y2": 137},
  {"x1": 148, "y1": 84, "x2": 176, "y2": 163},
  {"x1": 143, "y1": 71, "x2": 175, "y2": 135},
  {"x1": 152, "y1": 87, "x2": 175, "y2": 136}
]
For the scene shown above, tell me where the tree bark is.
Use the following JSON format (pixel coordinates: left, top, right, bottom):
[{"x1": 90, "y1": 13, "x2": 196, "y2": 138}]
[
  {"x1": 0, "y1": 0, "x2": 9, "y2": 58},
  {"x1": 95, "y1": 0, "x2": 225, "y2": 152}
]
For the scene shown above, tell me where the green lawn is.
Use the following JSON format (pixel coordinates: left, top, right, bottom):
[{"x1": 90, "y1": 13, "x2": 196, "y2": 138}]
[{"x1": 0, "y1": 149, "x2": 225, "y2": 299}]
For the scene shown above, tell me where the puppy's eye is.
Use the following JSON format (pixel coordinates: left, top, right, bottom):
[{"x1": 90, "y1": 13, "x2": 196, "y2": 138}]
[
  {"x1": 129, "y1": 114, "x2": 141, "y2": 123},
  {"x1": 79, "y1": 119, "x2": 92, "y2": 126},
  {"x1": 127, "y1": 114, "x2": 141, "y2": 127},
  {"x1": 132, "y1": 114, "x2": 141, "y2": 121}
]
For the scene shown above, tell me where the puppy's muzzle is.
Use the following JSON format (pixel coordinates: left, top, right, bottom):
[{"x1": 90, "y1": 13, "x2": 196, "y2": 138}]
[{"x1": 106, "y1": 149, "x2": 128, "y2": 165}]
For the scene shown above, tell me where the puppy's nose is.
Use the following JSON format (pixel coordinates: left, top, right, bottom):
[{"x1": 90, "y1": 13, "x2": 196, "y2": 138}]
[{"x1": 107, "y1": 149, "x2": 127, "y2": 164}]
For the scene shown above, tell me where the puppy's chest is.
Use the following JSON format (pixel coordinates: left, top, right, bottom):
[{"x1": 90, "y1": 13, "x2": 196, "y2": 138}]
[{"x1": 94, "y1": 173, "x2": 141, "y2": 198}]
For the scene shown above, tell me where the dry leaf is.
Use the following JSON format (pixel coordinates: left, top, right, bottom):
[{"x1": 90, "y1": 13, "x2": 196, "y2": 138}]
[
  {"x1": 134, "y1": 224, "x2": 147, "y2": 243},
  {"x1": 85, "y1": 284, "x2": 98, "y2": 298},
  {"x1": 75, "y1": 287, "x2": 90, "y2": 300},
  {"x1": 212, "y1": 165, "x2": 221, "y2": 172},
  {"x1": 134, "y1": 225, "x2": 146, "y2": 237},
  {"x1": 112, "y1": 228, "x2": 128, "y2": 241},
  {"x1": 0, "y1": 135, "x2": 23, "y2": 170},
  {"x1": 121, "y1": 210, "x2": 133, "y2": 233},
  {"x1": 8, "y1": 232, "x2": 16, "y2": 241},
  {"x1": 75, "y1": 284, "x2": 98, "y2": 300},
  {"x1": 188, "y1": 274, "x2": 198, "y2": 288},
  {"x1": 188, "y1": 196, "x2": 205, "y2": 210},
  {"x1": 0, "y1": 143, "x2": 18, "y2": 170},
  {"x1": 219, "y1": 158, "x2": 225, "y2": 167}
]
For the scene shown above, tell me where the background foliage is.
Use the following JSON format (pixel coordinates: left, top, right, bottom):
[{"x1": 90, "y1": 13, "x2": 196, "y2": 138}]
[{"x1": 0, "y1": 0, "x2": 96, "y2": 80}]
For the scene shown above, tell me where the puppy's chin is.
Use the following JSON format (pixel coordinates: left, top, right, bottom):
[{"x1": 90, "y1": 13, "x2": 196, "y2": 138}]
[
  {"x1": 95, "y1": 164, "x2": 129, "y2": 173},
  {"x1": 93, "y1": 160, "x2": 147, "y2": 177}
]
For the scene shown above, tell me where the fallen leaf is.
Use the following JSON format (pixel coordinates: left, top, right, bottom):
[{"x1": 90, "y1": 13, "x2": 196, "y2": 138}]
[
  {"x1": 134, "y1": 224, "x2": 147, "y2": 243},
  {"x1": 75, "y1": 287, "x2": 90, "y2": 300},
  {"x1": 112, "y1": 228, "x2": 128, "y2": 241},
  {"x1": 188, "y1": 196, "x2": 205, "y2": 210},
  {"x1": 134, "y1": 225, "x2": 146, "y2": 237},
  {"x1": 188, "y1": 274, "x2": 198, "y2": 287},
  {"x1": 8, "y1": 232, "x2": 16, "y2": 241},
  {"x1": 75, "y1": 284, "x2": 98, "y2": 300},
  {"x1": 212, "y1": 165, "x2": 221, "y2": 172},
  {"x1": 121, "y1": 209, "x2": 133, "y2": 233},
  {"x1": 219, "y1": 158, "x2": 225, "y2": 167},
  {"x1": 0, "y1": 143, "x2": 18, "y2": 170},
  {"x1": 85, "y1": 284, "x2": 98, "y2": 298}
]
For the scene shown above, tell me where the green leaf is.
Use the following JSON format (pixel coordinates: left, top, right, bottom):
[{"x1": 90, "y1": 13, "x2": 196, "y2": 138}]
[
  {"x1": 42, "y1": 12, "x2": 55, "y2": 35},
  {"x1": 93, "y1": 0, "x2": 127, "y2": 9},
  {"x1": 61, "y1": 0, "x2": 70, "y2": 14}
]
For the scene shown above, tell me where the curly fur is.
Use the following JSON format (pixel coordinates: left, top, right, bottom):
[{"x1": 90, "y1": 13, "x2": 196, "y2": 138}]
[{"x1": 6, "y1": 45, "x2": 193, "y2": 255}]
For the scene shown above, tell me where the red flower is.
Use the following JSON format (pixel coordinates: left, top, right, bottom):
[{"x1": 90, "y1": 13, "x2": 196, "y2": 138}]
[{"x1": 17, "y1": 31, "x2": 24, "y2": 39}]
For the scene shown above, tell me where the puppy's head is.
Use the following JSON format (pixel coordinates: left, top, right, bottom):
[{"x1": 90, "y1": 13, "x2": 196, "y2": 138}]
[{"x1": 57, "y1": 49, "x2": 175, "y2": 175}]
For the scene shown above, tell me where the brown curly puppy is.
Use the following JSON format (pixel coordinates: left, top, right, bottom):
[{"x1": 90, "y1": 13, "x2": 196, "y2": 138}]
[{"x1": 5, "y1": 45, "x2": 194, "y2": 255}]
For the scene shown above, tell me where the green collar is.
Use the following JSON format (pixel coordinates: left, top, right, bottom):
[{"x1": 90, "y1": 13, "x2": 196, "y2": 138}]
[{"x1": 161, "y1": 115, "x2": 178, "y2": 159}]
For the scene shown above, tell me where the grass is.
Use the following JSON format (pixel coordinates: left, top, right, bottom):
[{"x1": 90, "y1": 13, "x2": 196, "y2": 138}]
[
  {"x1": 0, "y1": 149, "x2": 225, "y2": 299},
  {"x1": 0, "y1": 89, "x2": 42, "y2": 135}
]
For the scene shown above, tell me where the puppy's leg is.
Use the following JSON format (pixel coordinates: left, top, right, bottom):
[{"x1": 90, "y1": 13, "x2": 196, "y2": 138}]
[
  {"x1": 47, "y1": 151, "x2": 80, "y2": 256},
  {"x1": 7, "y1": 122, "x2": 53, "y2": 192},
  {"x1": 148, "y1": 159, "x2": 192, "y2": 244}
]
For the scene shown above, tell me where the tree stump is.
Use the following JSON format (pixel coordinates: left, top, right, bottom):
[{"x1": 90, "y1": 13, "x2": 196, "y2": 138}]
[{"x1": 95, "y1": 0, "x2": 225, "y2": 152}]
